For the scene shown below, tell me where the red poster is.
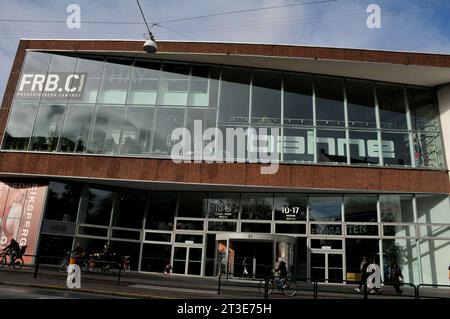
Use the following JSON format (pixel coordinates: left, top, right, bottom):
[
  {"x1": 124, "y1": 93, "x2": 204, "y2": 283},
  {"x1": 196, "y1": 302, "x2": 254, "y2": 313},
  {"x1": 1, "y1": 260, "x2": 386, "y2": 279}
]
[{"x1": 0, "y1": 185, "x2": 27, "y2": 247}]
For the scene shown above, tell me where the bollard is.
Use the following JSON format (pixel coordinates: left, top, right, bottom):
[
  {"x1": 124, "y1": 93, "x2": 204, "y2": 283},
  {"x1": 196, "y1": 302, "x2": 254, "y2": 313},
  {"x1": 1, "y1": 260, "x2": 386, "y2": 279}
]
[
  {"x1": 117, "y1": 263, "x2": 121, "y2": 287},
  {"x1": 217, "y1": 272, "x2": 222, "y2": 295},
  {"x1": 33, "y1": 255, "x2": 40, "y2": 279},
  {"x1": 363, "y1": 283, "x2": 368, "y2": 300},
  {"x1": 264, "y1": 276, "x2": 269, "y2": 299}
]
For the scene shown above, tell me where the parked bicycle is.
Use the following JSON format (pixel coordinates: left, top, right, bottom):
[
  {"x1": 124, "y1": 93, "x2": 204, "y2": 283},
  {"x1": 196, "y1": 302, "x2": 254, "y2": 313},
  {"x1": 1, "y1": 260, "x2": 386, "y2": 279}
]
[
  {"x1": 0, "y1": 245, "x2": 27, "y2": 270},
  {"x1": 257, "y1": 270, "x2": 297, "y2": 297}
]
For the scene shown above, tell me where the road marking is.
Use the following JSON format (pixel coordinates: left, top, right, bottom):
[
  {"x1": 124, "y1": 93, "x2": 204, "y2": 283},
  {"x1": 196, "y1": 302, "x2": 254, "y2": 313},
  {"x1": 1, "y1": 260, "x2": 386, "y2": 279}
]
[{"x1": 130, "y1": 284, "x2": 215, "y2": 295}]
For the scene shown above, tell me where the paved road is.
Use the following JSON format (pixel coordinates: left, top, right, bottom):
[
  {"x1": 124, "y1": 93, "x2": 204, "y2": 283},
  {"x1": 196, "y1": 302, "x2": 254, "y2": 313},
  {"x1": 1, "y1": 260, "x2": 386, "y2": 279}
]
[{"x1": 0, "y1": 284, "x2": 127, "y2": 299}]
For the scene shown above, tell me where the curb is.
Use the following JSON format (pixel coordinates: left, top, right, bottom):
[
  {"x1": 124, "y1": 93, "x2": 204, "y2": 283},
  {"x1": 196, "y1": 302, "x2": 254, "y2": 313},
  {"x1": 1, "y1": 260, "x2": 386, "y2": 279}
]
[{"x1": 0, "y1": 280, "x2": 174, "y2": 299}]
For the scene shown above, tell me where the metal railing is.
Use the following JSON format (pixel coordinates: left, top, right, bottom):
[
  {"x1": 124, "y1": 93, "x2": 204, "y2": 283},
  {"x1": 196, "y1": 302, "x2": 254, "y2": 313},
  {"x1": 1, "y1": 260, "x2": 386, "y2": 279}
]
[{"x1": 416, "y1": 284, "x2": 450, "y2": 299}]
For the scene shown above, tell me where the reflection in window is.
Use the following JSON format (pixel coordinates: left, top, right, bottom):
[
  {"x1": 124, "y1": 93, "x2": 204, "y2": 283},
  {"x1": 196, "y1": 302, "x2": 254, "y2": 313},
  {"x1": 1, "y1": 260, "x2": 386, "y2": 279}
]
[
  {"x1": 45, "y1": 181, "x2": 82, "y2": 222},
  {"x1": 141, "y1": 243, "x2": 172, "y2": 272},
  {"x1": 383, "y1": 239, "x2": 420, "y2": 284},
  {"x1": 185, "y1": 108, "x2": 217, "y2": 157},
  {"x1": 344, "y1": 195, "x2": 377, "y2": 222},
  {"x1": 251, "y1": 70, "x2": 281, "y2": 124},
  {"x1": 14, "y1": 52, "x2": 52, "y2": 102},
  {"x1": 40, "y1": 55, "x2": 77, "y2": 104},
  {"x1": 241, "y1": 194, "x2": 273, "y2": 220},
  {"x1": 158, "y1": 62, "x2": 190, "y2": 106},
  {"x1": 146, "y1": 192, "x2": 176, "y2": 230},
  {"x1": 152, "y1": 107, "x2": 185, "y2": 156},
  {"x1": 112, "y1": 191, "x2": 146, "y2": 229},
  {"x1": 119, "y1": 106, "x2": 154, "y2": 155},
  {"x1": 80, "y1": 188, "x2": 114, "y2": 226},
  {"x1": 30, "y1": 104, "x2": 65, "y2": 151},
  {"x1": 208, "y1": 221, "x2": 237, "y2": 232},
  {"x1": 58, "y1": 104, "x2": 94, "y2": 153},
  {"x1": 188, "y1": 65, "x2": 220, "y2": 107},
  {"x1": 315, "y1": 76, "x2": 344, "y2": 127},
  {"x1": 284, "y1": 73, "x2": 313, "y2": 126},
  {"x1": 346, "y1": 80, "x2": 376, "y2": 128},
  {"x1": 127, "y1": 60, "x2": 161, "y2": 105},
  {"x1": 178, "y1": 192, "x2": 207, "y2": 218},
  {"x1": 408, "y1": 87, "x2": 439, "y2": 132},
  {"x1": 241, "y1": 223, "x2": 271, "y2": 233},
  {"x1": 3, "y1": 103, "x2": 38, "y2": 150},
  {"x1": 416, "y1": 194, "x2": 450, "y2": 224},
  {"x1": 348, "y1": 130, "x2": 379, "y2": 165},
  {"x1": 89, "y1": 105, "x2": 124, "y2": 154},
  {"x1": 413, "y1": 132, "x2": 444, "y2": 169},
  {"x1": 274, "y1": 194, "x2": 307, "y2": 220},
  {"x1": 219, "y1": 67, "x2": 250, "y2": 124},
  {"x1": 380, "y1": 195, "x2": 413, "y2": 222},
  {"x1": 381, "y1": 132, "x2": 411, "y2": 166},
  {"x1": 70, "y1": 57, "x2": 104, "y2": 103},
  {"x1": 317, "y1": 130, "x2": 347, "y2": 163},
  {"x1": 283, "y1": 128, "x2": 314, "y2": 163},
  {"x1": 377, "y1": 83, "x2": 407, "y2": 130},
  {"x1": 309, "y1": 196, "x2": 342, "y2": 221},
  {"x1": 207, "y1": 193, "x2": 240, "y2": 219},
  {"x1": 97, "y1": 59, "x2": 131, "y2": 104}
]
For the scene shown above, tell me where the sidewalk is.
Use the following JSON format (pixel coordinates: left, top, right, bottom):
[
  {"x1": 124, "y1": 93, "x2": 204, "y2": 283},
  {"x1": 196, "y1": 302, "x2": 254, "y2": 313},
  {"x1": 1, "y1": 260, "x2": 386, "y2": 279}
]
[{"x1": 0, "y1": 266, "x2": 448, "y2": 299}]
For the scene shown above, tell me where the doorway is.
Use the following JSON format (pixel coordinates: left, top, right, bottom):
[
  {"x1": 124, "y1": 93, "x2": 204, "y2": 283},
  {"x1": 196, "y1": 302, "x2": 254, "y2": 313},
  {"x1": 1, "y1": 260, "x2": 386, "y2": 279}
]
[
  {"x1": 172, "y1": 246, "x2": 202, "y2": 275},
  {"x1": 311, "y1": 252, "x2": 344, "y2": 282}
]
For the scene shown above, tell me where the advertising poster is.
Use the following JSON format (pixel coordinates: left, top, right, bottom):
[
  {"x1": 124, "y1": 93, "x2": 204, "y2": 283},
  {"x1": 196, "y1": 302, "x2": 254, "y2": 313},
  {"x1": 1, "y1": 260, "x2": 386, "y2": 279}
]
[{"x1": 0, "y1": 182, "x2": 47, "y2": 264}]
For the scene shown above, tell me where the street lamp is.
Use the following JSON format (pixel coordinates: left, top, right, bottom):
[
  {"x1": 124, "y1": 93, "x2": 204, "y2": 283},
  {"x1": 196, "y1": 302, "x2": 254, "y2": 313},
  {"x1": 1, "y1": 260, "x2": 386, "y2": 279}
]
[{"x1": 136, "y1": 0, "x2": 158, "y2": 53}]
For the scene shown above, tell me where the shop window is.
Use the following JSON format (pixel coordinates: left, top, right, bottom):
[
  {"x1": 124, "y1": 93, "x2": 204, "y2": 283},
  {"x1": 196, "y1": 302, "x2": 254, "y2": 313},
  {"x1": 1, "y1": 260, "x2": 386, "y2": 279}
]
[
  {"x1": 58, "y1": 104, "x2": 94, "y2": 153},
  {"x1": 207, "y1": 193, "x2": 240, "y2": 219},
  {"x1": 112, "y1": 191, "x2": 146, "y2": 229},
  {"x1": 177, "y1": 192, "x2": 207, "y2": 218},
  {"x1": 146, "y1": 192, "x2": 176, "y2": 230},
  {"x1": 241, "y1": 193, "x2": 273, "y2": 220},
  {"x1": 44, "y1": 181, "x2": 82, "y2": 222},
  {"x1": 380, "y1": 195, "x2": 413, "y2": 223},
  {"x1": 141, "y1": 243, "x2": 172, "y2": 272},
  {"x1": 309, "y1": 196, "x2": 342, "y2": 222},
  {"x1": 274, "y1": 194, "x2": 307, "y2": 221},
  {"x1": 416, "y1": 194, "x2": 450, "y2": 224},
  {"x1": 79, "y1": 188, "x2": 114, "y2": 226},
  {"x1": 344, "y1": 195, "x2": 377, "y2": 222}
]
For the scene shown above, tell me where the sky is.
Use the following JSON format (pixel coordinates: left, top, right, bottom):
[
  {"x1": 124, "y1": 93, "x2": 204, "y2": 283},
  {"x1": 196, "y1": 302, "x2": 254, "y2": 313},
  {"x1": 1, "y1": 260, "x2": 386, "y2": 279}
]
[{"x1": 0, "y1": 0, "x2": 449, "y2": 101}]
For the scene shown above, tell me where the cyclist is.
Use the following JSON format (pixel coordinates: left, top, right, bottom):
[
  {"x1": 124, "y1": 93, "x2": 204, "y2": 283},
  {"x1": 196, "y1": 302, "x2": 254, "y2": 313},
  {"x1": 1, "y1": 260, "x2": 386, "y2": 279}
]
[
  {"x1": 4, "y1": 239, "x2": 20, "y2": 266},
  {"x1": 274, "y1": 258, "x2": 288, "y2": 288}
]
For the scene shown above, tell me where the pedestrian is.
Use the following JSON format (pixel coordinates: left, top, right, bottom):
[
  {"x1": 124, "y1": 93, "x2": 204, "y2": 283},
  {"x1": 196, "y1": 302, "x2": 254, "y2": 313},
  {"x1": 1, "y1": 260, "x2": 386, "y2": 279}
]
[
  {"x1": 390, "y1": 263, "x2": 404, "y2": 295},
  {"x1": 355, "y1": 256, "x2": 368, "y2": 292},
  {"x1": 163, "y1": 262, "x2": 172, "y2": 275}
]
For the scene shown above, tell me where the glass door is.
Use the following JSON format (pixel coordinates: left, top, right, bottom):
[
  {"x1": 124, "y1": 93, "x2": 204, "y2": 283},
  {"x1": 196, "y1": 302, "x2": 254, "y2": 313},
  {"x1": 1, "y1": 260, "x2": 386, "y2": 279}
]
[
  {"x1": 311, "y1": 252, "x2": 344, "y2": 282},
  {"x1": 172, "y1": 246, "x2": 203, "y2": 275},
  {"x1": 311, "y1": 253, "x2": 326, "y2": 280},
  {"x1": 173, "y1": 246, "x2": 187, "y2": 274}
]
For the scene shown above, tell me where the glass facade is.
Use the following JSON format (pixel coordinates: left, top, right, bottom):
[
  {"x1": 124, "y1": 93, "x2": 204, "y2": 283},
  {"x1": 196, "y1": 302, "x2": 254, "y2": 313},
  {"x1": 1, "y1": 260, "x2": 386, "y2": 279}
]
[
  {"x1": 3, "y1": 52, "x2": 445, "y2": 169},
  {"x1": 37, "y1": 181, "x2": 450, "y2": 284}
]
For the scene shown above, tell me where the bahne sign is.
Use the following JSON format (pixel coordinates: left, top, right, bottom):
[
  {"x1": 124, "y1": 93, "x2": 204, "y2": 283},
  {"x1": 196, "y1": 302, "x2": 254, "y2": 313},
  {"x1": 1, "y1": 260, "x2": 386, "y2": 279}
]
[{"x1": 16, "y1": 73, "x2": 87, "y2": 99}]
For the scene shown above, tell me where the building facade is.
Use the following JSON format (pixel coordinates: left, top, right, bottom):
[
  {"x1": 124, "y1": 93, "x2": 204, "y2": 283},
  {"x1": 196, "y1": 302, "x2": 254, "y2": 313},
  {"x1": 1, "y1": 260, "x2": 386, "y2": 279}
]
[{"x1": 0, "y1": 39, "x2": 449, "y2": 284}]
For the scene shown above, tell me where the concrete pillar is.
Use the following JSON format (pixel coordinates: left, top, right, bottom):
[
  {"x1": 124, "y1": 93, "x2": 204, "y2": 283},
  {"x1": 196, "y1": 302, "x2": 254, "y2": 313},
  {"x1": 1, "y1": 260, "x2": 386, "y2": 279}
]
[{"x1": 437, "y1": 83, "x2": 450, "y2": 179}]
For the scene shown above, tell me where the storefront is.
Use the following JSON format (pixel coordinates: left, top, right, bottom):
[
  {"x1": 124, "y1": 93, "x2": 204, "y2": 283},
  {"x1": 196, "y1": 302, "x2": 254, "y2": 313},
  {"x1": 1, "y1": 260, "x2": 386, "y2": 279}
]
[{"x1": 0, "y1": 39, "x2": 449, "y2": 285}]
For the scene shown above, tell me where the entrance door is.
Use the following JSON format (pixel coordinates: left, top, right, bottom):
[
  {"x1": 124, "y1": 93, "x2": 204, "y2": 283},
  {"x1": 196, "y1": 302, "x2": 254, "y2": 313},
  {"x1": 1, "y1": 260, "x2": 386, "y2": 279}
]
[
  {"x1": 230, "y1": 241, "x2": 273, "y2": 278},
  {"x1": 311, "y1": 252, "x2": 343, "y2": 282},
  {"x1": 172, "y1": 246, "x2": 202, "y2": 275}
]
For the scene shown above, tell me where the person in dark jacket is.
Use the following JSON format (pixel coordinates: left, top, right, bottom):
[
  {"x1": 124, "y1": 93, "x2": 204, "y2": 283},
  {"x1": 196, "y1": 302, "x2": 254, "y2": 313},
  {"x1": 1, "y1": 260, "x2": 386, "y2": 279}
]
[
  {"x1": 390, "y1": 263, "x2": 404, "y2": 295},
  {"x1": 4, "y1": 239, "x2": 20, "y2": 265},
  {"x1": 355, "y1": 256, "x2": 368, "y2": 292}
]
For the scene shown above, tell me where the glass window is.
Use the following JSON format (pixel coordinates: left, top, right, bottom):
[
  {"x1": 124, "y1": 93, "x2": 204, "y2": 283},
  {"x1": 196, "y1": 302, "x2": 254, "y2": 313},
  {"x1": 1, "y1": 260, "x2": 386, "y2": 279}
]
[
  {"x1": 40, "y1": 54, "x2": 77, "y2": 104},
  {"x1": 283, "y1": 128, "x2": 314, "y2": 163},
  {"x1": 80, "y1": 188, "x2": 114, "y2": 226},
  {"x1": 207, "y1": 221, "x2": 237, "y2": 232},
  {"x1": 146, "y1": 192, "x2": 176, "y2": 230},
  {"x1": 251, "y1": 70, "x2": 281, "y2": 125},
  {"x1": 274, "y1": 194, "x2": 307, "y2": 221},
  {"x1": 111, "y1": 229, "x2": 140, "y2": 240},
  {"x1": 30, "y1": 104, "x2": 65, "y2": 152},
  {"x1": 380, "y1": 195, "x2": 413, "y2": 223},
  {"x1": 175, "y1": 234, "x2": 203, "y2": 244},
  {"x1": 145, "y1": 232, "x2": 171, "y2": 242},
  {"x1": 348, "y1": 130, "x2": 379, "y2": 165},
  {"x1": 241, "y1": 193, "x2": 273, "y2": 220},
  {"x1": 3, "y1": 103, "x2": 38, "y2": 150},
  {"x1": 416, "y1": 195, "x2": 450, "y2": 224},
  {"x1": 110, "y1": 240, "x2": 141, "y2": 270},
  {"x1": 407, "y1": 87, "x2": 439, "y2": 132},
  {"x1": 151, "y1": 107, "x2": 185, "y2": 156},
  {"x1": 88, "y1": 105, "x2": 124, "y2": 154},
  {"x1": 315, "y1": 76, "x2": 344, "y2": 127},
  {"x1": 207, "y1": 193, "x2": 240, "y2": 219},
  {"x1": 97, "y1": 59, "x2": 131, "y2": 104},
  {"x1": 219, "y1": 67, "x2": 251, "y2": 124},
  {"x1": 45, "y1": 181, "x2": 82, "y2": 222},
  {"x1": 346, "y1": 224, "x2": 378, "y2": 236},
  {"x1": 112, "y1": 191, "x2": 147, "y2": 229},
  {"x1": 15, "y1": 52, "x2": 52, "y2": 102},
  {"x1": 310, "y1": 224, "x2": 342, "y2": 235},
  {"x1": 309, "y1": 196, "x2": 342, "y2": 221},
  {"x1": 381, "y1": 131, "x2": 411, "y2": 166},
  {"x1": 283, "y1": 73, "x2": 313, "y2": 126},
  {"x1": 188, "y1": 65, "x2": 220, "y2": 107},
  {"x1": 178, "y1": 192, "x2": 207, "y2": 218},
  {"x1": 317, "y1": 129, "x2": 347, "y2": 163},
  {"x1": 345, "y1": 238, "x2": 379, "y2": 275},
  {"x1": 377, "y1": 83, "x2": 407, "y2": 130},
  {"x1": 311, "y1": 239, "x2": 342, "y2": 249},
  {"x1": 383, "y1": 225, "x2": 416, "y2": 237},
  {"x1": 58, "y1": 104, "x2": 94, "y2": 153},
  {"x1": 141, "y1": 243, "x2": 172, "y2": 272},
  {"x1": 158, "y1": 62, "x2": 190, "y2": 106},
  {"x1": 70, "y1": 56, "x2": 104, "y2": 103},
  {"x1": 119, "y1": 106, "x2": 154, "y2": 155},
  {"x1": 241, "y1": 223, "x2": 271, "y2": 233},
  {"x1": 344, "y1": 195, "x2": 377, "y2": 222},
  {"x1": 176, "y1": 220, "x2": 204, "y2": 231},
  {"x1": 383, "y1": 239, "x2": 420, "y2": 285},
  {"x1": 419, "y1": 239, "x2": 450, "y2": 285},
  {"x1": 413, "y1": 132, "x2": 444, "y2": 169},
  {"x1": 275, "y1": 224, "x2": 306, "y2": 234},
  {"x1": 185, "y1": 108, "x2": 217, "y2": 157},
  {"x1": 346, "y1": 80, "x2": 376, "y2": 128},
  {"x1": 127, "y1": 60, "x2": 161, "y2": 105}
]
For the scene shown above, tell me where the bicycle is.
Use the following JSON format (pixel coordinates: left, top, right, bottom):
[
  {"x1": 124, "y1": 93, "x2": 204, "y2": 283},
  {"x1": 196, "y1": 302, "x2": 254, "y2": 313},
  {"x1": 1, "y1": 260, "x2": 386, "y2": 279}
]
[
  {"x1": 0, "y1": 246, "x2": 27, "y2": 270},
  {"x1": 257, "y1": 271, "x2": 297, "y2": 297}
]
